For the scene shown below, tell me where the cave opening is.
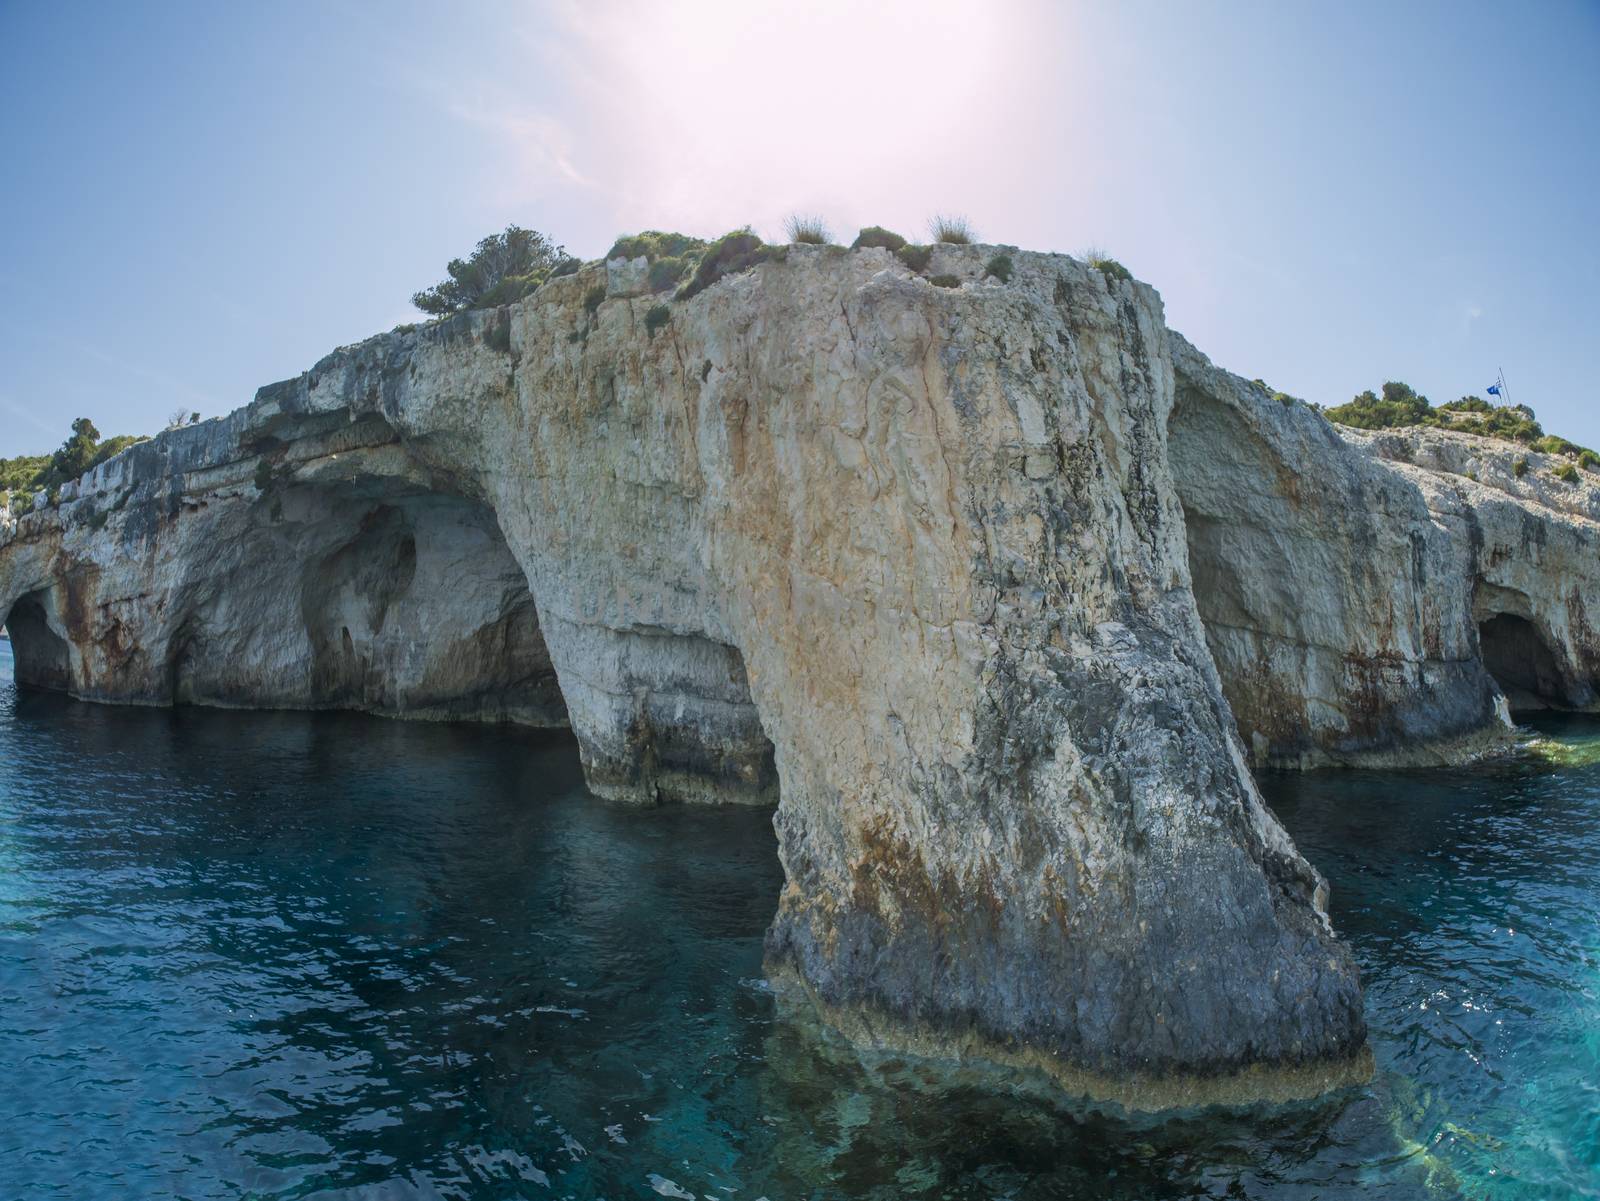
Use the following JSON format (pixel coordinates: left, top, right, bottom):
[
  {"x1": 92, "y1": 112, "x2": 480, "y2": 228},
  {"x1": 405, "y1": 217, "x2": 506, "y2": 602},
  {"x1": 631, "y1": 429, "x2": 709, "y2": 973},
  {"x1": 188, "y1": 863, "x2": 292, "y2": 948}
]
[
  {"x1": 164, "y1": 468, "x2": 572, "y2": 731},
  {"x1": 4, "y1": 591, "x2": 71, "y2": 693},
  {"x1": 1478, "y1": 613, "x2": 1568, "y2": 710}
]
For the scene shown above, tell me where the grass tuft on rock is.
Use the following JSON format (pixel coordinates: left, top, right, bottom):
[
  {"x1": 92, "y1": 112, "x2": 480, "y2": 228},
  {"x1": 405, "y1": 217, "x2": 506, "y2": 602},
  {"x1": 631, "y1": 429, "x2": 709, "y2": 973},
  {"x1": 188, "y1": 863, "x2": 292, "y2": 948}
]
[
  {"x1": 929, "y1": 214, "x2": 974, "y2": 244},
  {"x1": 784, "y1": 214, "x2": 831, "y2": 245},
  {"x1": 1554, "y1": 462, "x2": 1580, "y2": 484}
]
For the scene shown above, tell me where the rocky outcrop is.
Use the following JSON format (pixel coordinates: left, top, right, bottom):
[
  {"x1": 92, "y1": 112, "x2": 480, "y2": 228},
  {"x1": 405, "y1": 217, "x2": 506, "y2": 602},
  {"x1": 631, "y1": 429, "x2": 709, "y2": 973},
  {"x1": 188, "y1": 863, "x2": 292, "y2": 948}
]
[
  {"x1": 1169, "y1": 335, "x2": 1600, "y2": 766},
  {"x1": 6, "y1": 240, "x2": 1588, "y2": 1108}
]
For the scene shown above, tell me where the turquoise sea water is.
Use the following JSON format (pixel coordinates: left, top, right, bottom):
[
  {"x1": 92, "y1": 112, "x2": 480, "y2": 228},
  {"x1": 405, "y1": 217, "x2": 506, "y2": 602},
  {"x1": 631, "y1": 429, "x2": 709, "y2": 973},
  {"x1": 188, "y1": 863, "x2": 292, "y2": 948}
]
[{"x1": 0, "y1": 636, "x2": 1595, "y2": 1199}]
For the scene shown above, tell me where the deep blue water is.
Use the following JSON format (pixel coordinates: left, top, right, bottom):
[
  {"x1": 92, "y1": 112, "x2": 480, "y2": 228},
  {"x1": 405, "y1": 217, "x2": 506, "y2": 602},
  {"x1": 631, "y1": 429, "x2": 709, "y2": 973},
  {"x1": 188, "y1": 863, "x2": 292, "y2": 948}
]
[{"x1": 0, "y1": 635, "x2": 1596, "y2": 1199}]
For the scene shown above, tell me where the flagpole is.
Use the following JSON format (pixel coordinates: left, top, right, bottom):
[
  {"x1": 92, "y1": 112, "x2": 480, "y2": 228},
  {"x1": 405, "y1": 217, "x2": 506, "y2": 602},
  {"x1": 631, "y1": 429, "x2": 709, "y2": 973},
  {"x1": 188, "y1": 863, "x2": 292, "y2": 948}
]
[{"x1": 1499, "y1": 367, "x2": 1509, "y2": 409}]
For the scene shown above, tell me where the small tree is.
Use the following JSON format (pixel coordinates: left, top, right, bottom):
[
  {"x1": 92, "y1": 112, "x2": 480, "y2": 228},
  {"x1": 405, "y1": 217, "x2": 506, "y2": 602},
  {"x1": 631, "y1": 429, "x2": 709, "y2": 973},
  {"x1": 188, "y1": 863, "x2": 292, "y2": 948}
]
[
  {"x1": 50, "y1": 417, "x2": 100, "y2": 482},
  {"x1": 412, "y1": 225, "x2": 574, "y2": 315}
]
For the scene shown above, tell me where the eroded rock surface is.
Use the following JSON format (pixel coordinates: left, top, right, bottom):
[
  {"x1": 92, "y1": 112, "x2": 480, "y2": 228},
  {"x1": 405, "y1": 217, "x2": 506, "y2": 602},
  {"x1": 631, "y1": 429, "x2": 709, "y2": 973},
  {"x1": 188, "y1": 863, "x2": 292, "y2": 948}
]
[
  {"x1": 13, "y1": 243, "x2": 1590, "y2": 1105},
  {"x1": 1171, "y1": 334, "x2": 1600, "y2": 766}
]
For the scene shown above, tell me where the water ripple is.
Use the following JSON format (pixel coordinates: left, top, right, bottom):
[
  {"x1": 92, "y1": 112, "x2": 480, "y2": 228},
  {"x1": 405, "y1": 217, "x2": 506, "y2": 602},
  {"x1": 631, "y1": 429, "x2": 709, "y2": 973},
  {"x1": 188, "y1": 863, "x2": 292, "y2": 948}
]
[{"x1": 0, "y1": 643, "x2": 1596, "y2": 1198}]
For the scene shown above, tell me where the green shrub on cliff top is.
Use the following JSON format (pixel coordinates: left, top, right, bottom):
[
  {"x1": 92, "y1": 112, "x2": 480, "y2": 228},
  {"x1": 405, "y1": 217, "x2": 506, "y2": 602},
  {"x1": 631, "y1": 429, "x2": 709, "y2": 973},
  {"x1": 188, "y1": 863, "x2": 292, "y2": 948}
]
[
  {"x1": 895, "y1": 244, "x2": 933, "y2": 272},
  {"x1": 0, "y1": 452, "x2": 50, "y2": 497},
  {"x1": 676, "y1": 228, "x2": 779, "y2": 301},
  {"x1": 1325, "y1": 381, "x2": 1434, "y2": 431},
  {"x1": 412, "y1": 225, "x2": 576, "y2": 315},
  {"x1": 0, "y1": 421, "x2": 146, "y2": 505},
  {"x1": 1084, "y1": 251, "x2": 1133, "y2": 283},
  {"x1": 1533, "y1": 434, "x2": 1587, "y2": 458},
  {"x1": 606, "y1": 231, "x2": 707, "y2": 293},
  {"x1": 852, "y1": 226, "x2": 907, "y2": 252}
]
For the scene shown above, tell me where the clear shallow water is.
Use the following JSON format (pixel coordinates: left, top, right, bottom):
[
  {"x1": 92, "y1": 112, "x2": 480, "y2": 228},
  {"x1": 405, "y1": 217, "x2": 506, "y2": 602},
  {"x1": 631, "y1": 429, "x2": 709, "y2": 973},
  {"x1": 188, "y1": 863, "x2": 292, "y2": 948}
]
[{"x1": 0, "y1": 637, "x2": 1595, "y2": 1200}]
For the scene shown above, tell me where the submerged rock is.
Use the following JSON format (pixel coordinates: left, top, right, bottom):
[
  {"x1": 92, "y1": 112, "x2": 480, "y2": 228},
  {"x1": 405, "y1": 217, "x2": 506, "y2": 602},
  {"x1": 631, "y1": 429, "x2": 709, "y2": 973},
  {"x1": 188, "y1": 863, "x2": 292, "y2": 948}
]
[{"x1": 2, "y1": 242, "x2": 1592, "y2": 1107}]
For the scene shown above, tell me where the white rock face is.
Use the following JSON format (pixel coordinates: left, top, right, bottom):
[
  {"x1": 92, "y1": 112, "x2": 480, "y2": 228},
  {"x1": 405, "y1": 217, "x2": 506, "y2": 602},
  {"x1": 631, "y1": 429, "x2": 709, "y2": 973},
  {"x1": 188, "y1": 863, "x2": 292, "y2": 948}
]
[
  {"x1": 10, "y1": 243, "x2": 1590, "y2": 1107},
  {"x1": 1170, "y1": 334, "x2": 1600, "y2": 765}
]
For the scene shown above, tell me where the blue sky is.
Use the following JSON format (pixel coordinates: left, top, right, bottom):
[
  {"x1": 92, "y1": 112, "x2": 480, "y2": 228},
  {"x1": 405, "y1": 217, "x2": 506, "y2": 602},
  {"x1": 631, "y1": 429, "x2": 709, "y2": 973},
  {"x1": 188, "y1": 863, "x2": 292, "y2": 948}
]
[{"x1": 2, "y1": 0, "x2": 1596, "y2": 455}]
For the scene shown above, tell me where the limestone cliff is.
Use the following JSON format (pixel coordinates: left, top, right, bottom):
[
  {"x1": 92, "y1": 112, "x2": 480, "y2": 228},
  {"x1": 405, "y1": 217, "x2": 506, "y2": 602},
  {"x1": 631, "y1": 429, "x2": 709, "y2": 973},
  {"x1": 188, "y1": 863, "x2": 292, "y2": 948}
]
[
  {"x1": 4, "y1": 242, "x2": 1590, "y2": 1107},
  {"x1": 1170, "y1": 334, "x2": 1600, "y2": 766}
]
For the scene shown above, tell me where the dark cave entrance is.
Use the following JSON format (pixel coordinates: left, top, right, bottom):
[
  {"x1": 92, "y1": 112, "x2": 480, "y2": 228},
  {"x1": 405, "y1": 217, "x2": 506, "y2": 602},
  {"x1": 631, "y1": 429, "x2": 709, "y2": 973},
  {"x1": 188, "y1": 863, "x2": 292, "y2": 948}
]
[
  {"x1": 1478, "y1": 613, "x2": 1568, "y2": 710},
  {"x1": 4, "y1": 591, "x2": 71, "y2": 692}
]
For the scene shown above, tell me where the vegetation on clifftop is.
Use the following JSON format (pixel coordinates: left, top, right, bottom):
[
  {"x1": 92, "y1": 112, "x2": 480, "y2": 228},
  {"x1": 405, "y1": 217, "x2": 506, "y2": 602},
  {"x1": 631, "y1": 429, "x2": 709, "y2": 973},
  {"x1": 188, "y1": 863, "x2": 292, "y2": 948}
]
[
  {"x1": 1325, "y1": 383, "x2": 1594, "y2": 469},
  {"x1": 411, "y1": 225, "x2": 579, "y2": 315},
  {"x1": 1, "y1": 419, "x2": 147, "y2": 512},
  {"x1": 675, "y1": 229, "x2": 784, "y2": 301},
  {"x1": 605, "y1": 231, "x2": 707, "y2": 293}
]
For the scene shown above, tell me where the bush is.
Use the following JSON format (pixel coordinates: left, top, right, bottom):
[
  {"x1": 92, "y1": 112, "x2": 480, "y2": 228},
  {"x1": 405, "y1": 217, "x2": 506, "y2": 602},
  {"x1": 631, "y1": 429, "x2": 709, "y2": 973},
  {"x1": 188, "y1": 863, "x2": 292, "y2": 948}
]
[
  {"x1": 647, "y1": 258, "x2": 692, "y2": 291},
  {"x1": 784, "y1": 214, "x2": 830, "y2": 245},
  {"x1": 412, "y1": 225, "x2": 572, "y2": 315},
  {"x1": 1080, "y1": 247, "x2": 1132, "y2": 283},
  {"x1": 1449, "y1": 407, "x2": 1543, "y2": 444},
  {"x1": 1533, "y1": 435, "x2": 1584, "y2": 458},
  {"x1": 984, "y1": 254, "x2": 1013, "y2": 283},
  {"x1": 0, "y1": 452, "x2": 50, "y2": 498},
  {"x1": 852, "y1": 226, "x2": 907, "y2": 252},
  {"x1": 584, "y1": 285, "x2": 606, "y2": 315},
  {"x1": 89, "y1": 434, "x2": 145, "y2": 470},
  {"x1": 1554, "y1": 462, "x2": 1580, "y2": 484},
  {"x1": 644, "y1": 303, "x2": 671, "y2": 337},
  {"x1": 1580, "y1": 450, "x2": 1599, "y2": 471},
  {"x1": 930, "y1": 274, "x2": 961, "y2": 289},
  {"x1": 1325, "y1": 381, "x2": 1434, "y2": 431},
  {"x1": 895, "y1": 244, "x2": 933, "y2": 272},
  {"x1": 676, "y1": 229, "x2": 778, "y2": 301},
  {"x1": 607, "y1": 231, "x2": 704, "y2": 262},
  {"x1": 929, "y1": 215, "x2": 974, "y2": 244},
  {"x1": 1513, "y1": 457, "x2": 1529, "y2": 477},
  {"x1": 1090, "y1": 256, "x2": 1132, "y2": 282},
  {"x1": 1441, "y1": 396, "x2": 1492, "y2": 413},
  {"x1": 606, "y1": 231, "x2": 707, "y2": 294}
]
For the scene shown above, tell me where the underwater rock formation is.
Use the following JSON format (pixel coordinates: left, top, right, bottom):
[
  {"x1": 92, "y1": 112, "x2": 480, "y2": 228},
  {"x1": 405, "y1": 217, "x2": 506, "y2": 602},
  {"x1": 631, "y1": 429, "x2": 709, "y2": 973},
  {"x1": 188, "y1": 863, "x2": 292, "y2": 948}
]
[{"x1": 4, "y1": 243, "x2": 1593, "y2": 1106}]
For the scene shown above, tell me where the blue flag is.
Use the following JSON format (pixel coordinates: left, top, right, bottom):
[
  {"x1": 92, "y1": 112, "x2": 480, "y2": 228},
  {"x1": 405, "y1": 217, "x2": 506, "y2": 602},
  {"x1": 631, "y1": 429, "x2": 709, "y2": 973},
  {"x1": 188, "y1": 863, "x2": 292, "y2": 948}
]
[{"x1": 1487, "y1": 384, "x2": 1501, "y2": 396}]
